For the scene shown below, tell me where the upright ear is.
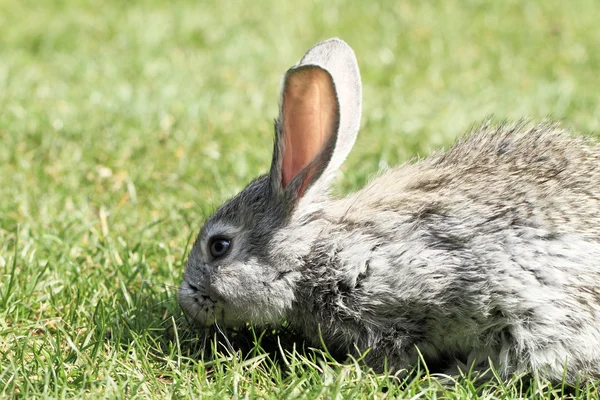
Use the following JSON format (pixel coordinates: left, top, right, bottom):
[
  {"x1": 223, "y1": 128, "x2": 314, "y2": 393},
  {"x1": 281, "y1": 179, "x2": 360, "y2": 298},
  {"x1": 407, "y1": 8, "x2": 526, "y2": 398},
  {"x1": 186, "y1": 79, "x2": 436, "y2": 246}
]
[{"x1": 269, "y1": 38, "x2": 362, "y2": 206}]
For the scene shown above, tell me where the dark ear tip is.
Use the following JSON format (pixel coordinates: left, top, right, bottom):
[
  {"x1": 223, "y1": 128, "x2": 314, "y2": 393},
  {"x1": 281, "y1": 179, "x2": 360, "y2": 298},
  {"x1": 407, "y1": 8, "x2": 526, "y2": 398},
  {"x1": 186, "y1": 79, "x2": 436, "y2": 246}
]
[{"x1": 284, "y1": 65, "x2": 334, "y2": 87}]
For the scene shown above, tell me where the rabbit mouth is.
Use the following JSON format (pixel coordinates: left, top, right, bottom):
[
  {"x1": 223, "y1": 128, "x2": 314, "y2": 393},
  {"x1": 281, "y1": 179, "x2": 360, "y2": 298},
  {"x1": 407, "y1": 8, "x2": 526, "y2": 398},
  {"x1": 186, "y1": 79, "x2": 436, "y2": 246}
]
[{"x1": 178, "y1": 280, "x2": 221, "y2": 327}]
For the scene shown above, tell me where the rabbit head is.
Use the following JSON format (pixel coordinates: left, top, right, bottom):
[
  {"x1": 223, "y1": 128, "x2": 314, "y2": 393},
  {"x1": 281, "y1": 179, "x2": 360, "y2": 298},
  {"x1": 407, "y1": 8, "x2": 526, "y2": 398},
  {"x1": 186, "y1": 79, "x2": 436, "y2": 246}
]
[{"x1": 178, "y1": 38, "x2": 362, "y2": 328}]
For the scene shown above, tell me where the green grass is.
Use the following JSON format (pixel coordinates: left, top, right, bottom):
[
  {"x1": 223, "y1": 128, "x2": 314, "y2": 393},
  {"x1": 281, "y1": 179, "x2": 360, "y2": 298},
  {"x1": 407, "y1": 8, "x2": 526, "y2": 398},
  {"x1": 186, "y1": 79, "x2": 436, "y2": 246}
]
[{"x1": 1, "y1": 0, "x2": 600, "y2": 398}]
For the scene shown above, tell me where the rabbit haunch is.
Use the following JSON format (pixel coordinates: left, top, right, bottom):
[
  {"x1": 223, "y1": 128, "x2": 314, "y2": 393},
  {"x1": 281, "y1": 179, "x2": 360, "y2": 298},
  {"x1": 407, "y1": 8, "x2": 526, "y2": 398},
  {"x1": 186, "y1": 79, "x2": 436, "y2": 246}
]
[{"x1": 178, "y1": 38, "x2": 600, "y2": 383}]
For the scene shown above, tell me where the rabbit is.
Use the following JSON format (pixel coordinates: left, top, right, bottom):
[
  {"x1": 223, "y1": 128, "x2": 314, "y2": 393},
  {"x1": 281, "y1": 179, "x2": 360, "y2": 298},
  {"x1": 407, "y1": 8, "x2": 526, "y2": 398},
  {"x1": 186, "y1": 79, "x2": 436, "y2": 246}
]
[{"x1": 178, "y1": 38, "x2": 600, "y2": 383}]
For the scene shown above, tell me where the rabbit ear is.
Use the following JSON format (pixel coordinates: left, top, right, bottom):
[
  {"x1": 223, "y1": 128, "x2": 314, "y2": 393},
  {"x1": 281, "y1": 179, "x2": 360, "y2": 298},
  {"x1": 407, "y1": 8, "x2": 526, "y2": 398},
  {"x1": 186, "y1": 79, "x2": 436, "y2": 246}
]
[{"x1": 270, "y1": 38, "x2": 362, "y2": 205}]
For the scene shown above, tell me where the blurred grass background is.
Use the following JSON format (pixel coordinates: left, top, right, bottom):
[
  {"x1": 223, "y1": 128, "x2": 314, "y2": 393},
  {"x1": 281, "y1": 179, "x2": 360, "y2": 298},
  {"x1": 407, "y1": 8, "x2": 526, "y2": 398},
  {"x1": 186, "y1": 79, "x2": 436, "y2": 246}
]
[{"x1": 1, "y1": 0, "x2": 599, "y2": 397}]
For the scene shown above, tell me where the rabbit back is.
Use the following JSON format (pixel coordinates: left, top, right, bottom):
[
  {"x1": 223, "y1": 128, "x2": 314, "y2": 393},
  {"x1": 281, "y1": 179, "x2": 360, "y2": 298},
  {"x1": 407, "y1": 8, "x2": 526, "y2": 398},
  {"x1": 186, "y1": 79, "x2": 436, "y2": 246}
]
[{"x1": 338, "y1": 122, "x2": 600, "y2": 239}]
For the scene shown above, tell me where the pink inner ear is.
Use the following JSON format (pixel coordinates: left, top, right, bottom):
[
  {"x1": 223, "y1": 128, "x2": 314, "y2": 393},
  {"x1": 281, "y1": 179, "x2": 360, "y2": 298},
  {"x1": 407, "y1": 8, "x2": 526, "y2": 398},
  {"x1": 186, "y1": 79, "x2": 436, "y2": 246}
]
[{"x1": 281, "y1": 68, "x2": 337, "y2": 191}]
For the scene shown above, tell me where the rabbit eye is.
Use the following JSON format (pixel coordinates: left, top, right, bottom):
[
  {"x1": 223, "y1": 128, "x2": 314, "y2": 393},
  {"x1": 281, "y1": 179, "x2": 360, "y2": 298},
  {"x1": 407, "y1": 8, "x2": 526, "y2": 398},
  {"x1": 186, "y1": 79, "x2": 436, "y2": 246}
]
[{"x1": 209, "y1": 237, "x2": 231, "y2": 259}]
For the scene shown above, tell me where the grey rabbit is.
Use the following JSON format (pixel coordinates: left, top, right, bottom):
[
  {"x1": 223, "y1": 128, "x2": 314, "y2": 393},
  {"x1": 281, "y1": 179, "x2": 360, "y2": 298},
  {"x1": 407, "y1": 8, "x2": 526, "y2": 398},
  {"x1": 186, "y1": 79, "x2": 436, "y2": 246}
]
[{"x1": 178, "y1": 38, "x2": 600, "y2": 382}]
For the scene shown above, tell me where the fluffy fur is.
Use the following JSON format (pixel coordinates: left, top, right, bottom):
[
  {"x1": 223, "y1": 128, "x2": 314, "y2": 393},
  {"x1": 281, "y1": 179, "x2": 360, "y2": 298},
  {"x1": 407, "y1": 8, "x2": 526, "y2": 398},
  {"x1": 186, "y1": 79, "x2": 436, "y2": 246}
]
[{"x1": 179, "y1": 38, "x2": 600, "y2": 383}]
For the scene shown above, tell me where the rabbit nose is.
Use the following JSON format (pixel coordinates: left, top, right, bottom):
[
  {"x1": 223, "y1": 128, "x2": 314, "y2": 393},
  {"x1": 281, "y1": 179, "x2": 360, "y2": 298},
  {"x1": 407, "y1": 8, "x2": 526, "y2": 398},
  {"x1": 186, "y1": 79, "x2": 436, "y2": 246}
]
[
  {"x1": 187, "y1": 281, "x2": 201, "y2": 293},
  {"x1": 186, "y1": 279, "x2": 220, "y2": 303}
]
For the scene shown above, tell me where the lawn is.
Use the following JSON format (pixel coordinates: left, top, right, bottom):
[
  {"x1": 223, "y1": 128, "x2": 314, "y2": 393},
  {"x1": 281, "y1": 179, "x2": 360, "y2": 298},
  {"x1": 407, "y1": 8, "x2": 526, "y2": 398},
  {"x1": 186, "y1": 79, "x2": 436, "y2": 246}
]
[{"x1": 1, "y1": 0, "x2": 600, "y2": 398}]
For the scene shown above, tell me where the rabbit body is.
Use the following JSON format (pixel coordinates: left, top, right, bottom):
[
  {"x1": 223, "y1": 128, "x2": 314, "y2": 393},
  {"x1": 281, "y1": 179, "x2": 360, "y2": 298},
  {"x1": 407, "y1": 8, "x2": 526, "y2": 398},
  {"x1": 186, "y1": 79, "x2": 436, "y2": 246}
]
[
  {"x1": 179, "y1": 39, "x2": 600, "y2": 382},
  {"x1": 286, "y1": 123, "x2": 600, "y2": 382}
]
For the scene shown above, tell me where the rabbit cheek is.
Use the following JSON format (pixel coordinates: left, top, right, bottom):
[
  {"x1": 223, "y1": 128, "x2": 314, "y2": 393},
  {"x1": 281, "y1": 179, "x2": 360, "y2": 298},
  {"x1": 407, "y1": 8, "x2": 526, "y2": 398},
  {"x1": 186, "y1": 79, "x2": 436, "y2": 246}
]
[{"x1": 209, "y1": 263, "x2": 296, "y2": 325}]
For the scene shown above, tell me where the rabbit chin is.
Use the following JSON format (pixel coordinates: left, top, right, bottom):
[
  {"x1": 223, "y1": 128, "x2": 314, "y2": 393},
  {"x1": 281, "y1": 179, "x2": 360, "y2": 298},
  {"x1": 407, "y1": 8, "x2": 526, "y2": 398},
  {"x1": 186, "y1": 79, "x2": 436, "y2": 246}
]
[
  {"x1": 178, "y1": 293, "x2": 244, "y2": 328},
  {"x1": 180, "y1": 300, "x2": 285, "y2": 329},
  {"x1": 178, "y1": 278, "x2": 293, "y2": 328}
]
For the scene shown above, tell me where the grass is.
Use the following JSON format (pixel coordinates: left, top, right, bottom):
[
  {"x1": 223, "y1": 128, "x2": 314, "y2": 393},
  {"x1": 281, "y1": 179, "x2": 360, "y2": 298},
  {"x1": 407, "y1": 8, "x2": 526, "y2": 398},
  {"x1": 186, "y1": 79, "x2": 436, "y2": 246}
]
[{"x1": 1, "y1": 0, "x2": 600, "y2": 398}]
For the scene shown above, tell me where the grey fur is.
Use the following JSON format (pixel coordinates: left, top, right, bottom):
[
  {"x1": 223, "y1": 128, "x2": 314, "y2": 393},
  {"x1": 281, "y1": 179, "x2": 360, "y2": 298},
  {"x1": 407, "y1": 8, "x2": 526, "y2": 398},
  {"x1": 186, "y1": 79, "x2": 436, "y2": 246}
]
[{"x1": 178, "y1": 38, "x2": 600, "y2": 382}]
